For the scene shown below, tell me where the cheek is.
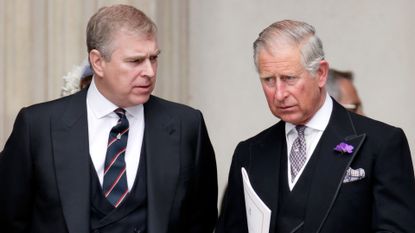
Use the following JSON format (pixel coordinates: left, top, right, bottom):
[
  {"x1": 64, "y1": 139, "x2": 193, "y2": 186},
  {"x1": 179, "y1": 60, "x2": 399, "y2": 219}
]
[
  {"x1": 107, "y1": 76, "x2": 131, "y2": 93},
  {"x1": 293, "y1": 82, "x2": 311, "y2": 101},
  {"x1": 299, "y1": 87, "x2": 318, "y2": 109},
  {"x1": 152, "y1": 63, "x2": 158, "y2": 74},
  {"x1": 264, "y1": 91, "x2": 275, "y2": 105},
  {"x1": 262, "y1": 85, "x2": 274, "y2": 99}
]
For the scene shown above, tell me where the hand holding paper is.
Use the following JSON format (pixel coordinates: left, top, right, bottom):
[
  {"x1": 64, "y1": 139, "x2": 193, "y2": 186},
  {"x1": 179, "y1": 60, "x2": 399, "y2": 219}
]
[{"x1": 241, "y1": 167, "x2": 271, "y2": 233}]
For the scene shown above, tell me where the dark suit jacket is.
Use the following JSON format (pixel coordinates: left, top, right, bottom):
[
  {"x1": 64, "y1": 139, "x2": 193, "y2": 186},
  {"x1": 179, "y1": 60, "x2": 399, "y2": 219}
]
[
  {"x1": 0, "y1": 88, "x2": 218, "y2": 233},
  {"x1": 216, "y1": 100, "x2": 415, "y2": 233}
]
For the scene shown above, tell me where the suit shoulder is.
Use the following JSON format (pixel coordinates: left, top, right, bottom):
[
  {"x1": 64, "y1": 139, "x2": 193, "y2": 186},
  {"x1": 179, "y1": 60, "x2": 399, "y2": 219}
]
[
  {"x1": 147, "y1": 95, "x2": 201, "y2": 118},
  {"x1": 231, "y1": 121, "x2": 284, "y2": 166},
  {"x1": 19, "y1": 92, "x2": 81, "y2": 118},
  {"x1": 351, "y1": 113, "x2": 402, "y2": 134},
  {"x1": 239, "y1": 121, "x2": 284, "y2": 146},
  {"x1": 350, "y1": 113, "x2": 408, "y2": 148}
]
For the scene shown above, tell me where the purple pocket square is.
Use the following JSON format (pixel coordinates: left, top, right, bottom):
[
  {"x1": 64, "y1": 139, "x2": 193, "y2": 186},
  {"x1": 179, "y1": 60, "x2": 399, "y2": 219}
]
[{"x1": 343, "y1": 167, "x2": 365, "y2": 183}]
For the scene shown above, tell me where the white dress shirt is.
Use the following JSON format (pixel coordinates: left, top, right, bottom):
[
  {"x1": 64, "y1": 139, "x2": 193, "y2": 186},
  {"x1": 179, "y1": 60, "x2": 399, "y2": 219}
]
[
  {"x1": 285, "y1": 93, "x2": 333, "y2": 190},
  {"x1": 87, "y1": 78, "x2": 145, "y2": 191}
]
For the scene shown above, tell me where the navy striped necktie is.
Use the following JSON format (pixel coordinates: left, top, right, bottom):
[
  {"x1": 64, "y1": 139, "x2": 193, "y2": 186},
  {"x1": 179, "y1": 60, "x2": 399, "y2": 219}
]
[{"x1": 103, "y1": 108, "x2": 129, "y2": 207}]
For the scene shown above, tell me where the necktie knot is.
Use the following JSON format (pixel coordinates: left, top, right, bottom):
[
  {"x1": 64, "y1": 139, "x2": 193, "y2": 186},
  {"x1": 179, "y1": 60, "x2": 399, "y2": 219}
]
[
  {"x1": 113, "y1": 108, "x2": 129, "y2": 133},
  {"x1": 114, "y1": 108, "x2": 126, "y2": 118},
  {"x1": 295, "y1": 125, "x2": 306, "y2": 136}
]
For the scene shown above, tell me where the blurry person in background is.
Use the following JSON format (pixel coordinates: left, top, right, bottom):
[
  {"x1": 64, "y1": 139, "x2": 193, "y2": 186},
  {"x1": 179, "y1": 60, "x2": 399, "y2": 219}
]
[{"x1": 326, "y1": 68, "x2": 363, "y2": 115}]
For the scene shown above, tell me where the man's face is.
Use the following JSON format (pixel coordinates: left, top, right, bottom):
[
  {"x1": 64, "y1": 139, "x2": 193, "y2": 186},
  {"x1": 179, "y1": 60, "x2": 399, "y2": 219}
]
[
  {"x1": 257, "y1": 45, "x2": 328, "y2": 125},
  {"x1": 338, "y1": 78, "x2": 363, "y2": 115},
  {"x1": 92, "y1": 30, "x2": 160, "y2": 108}
]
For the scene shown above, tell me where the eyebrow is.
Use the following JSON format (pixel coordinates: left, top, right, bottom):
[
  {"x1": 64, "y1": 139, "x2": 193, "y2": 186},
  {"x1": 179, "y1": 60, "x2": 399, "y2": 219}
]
[
  {"x1": 150, "y1": 49, "x2": 161, "y2": 57},
  {"x1": 151, "y1": 49, "x2": 161, "y2": 56},
  {"x1": 125, "y1": 50, "x2": 161, "y2": 60}
]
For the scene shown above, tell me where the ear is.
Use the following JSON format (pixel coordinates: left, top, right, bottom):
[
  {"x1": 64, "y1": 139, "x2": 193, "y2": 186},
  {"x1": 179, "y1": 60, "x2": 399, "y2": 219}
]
[
  {"x1": 89, "y1": 49, "x2": 105, "y2": 78},
  {"x1": 316, "y1": 60, "x2": 329, "y2": 88}
]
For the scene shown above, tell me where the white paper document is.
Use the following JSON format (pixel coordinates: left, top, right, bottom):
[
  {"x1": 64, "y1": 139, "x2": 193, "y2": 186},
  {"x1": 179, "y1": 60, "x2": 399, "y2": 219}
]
[{"x1": 241, "y1": 167, "x2": 271, "y2": 233}]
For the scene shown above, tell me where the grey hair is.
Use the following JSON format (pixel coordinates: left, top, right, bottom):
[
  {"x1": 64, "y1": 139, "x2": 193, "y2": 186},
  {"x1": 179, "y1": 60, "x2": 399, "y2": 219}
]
[
  {"x1": 86, "y1": 4, "x2": 157, "y2": 61},
  {"x1": 253, "y1": 20, "x2": 324, "y2": 75}
]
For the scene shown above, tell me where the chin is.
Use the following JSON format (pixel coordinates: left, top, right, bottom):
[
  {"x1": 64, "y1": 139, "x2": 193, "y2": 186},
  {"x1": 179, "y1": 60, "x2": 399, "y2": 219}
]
[
  {"x1": 134, "y1": 95, "x2": 151, "y2": 105},
  {"x1": 278, "y1": 114, "x2": 302, "y2": 125}
]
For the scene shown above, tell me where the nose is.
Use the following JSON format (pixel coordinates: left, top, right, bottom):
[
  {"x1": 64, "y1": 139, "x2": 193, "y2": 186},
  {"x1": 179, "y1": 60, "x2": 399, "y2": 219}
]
[
  {"x1": 274, "y1": 80, "x2": 288, "y2": 102},
  {"x1": 142, "y1": 59, "x2": 155, "y2": 78}
]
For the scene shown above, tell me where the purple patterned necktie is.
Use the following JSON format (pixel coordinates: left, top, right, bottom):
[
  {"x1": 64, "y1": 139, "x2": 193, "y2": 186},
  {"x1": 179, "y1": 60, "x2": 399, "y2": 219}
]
[
  {"x1": 289, "y1": 125, "x2": 307, "y2": 181},
  {"x1": 103, "y1": 108, "x2": 129, "y2": 207}
]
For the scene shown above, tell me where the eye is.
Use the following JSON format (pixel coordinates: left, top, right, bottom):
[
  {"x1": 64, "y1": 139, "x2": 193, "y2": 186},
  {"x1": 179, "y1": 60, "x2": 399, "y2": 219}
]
[
  {"x1": 281, "y1": 75, "x2": 298, "y2": 85},
  {"x1": 149, "y1": 55, "x2": 158, "y2": 63},
  {"x1": 129, "y1": 58, "x2": 145, "y2": 64},
  {"x1": 261, "y1": 77, "x2": 276, "y2": 86}
]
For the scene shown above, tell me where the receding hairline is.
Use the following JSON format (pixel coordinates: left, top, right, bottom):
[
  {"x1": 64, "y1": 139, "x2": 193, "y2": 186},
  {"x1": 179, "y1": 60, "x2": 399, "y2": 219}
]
[
  {"x1": 253, "y1": 20, "x2": 324, "y2": 74},
  {"x1": 254, "y1": 20, "x2": 316, "y2": 52},
  {"x1": 86, "y1": 4, "x2": 157, "y2": 59}
]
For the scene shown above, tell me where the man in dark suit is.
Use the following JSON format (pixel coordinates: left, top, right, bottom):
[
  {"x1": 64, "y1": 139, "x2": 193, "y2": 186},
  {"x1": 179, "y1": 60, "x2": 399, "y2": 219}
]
[
  {"x1": 216, "y1": 20, "x2": 415, "y2": 233},
  {"x1": 0, "y1": 5, "x2": 217, "y2": 233}
]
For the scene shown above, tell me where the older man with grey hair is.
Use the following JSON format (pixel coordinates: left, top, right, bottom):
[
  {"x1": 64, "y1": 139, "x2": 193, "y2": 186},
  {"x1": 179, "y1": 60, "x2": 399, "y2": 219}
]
[{"x1": 216, "y1": 19, "x2": 415, "y2": 233}]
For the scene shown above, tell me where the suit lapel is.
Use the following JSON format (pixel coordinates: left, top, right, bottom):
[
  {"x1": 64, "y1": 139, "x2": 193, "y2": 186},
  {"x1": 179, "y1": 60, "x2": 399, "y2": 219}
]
[
  {"x1": 303, "y1": 101, "x2": 366, "y2": 233},
  {"x1": 144, "y1": 97, "x2": 180, "y2": 233},
  {"x1": 248, "y1": 122, "x2": 285, "y2": 233},
  {"x1": 52, "y1": 89, "x2": 90, "y2": 233}
]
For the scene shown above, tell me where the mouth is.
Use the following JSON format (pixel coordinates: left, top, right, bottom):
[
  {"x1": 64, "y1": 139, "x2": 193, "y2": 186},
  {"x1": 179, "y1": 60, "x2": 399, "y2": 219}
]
[
  {"x1": 133, "y1": 84, "x2": 153, "y2": 93},
  {"x1": 278, "y1": 105, "x2": 296, "y2": 112},
  {"x1": 279, "y1": 105, "x2": 293, "y2": 109},
  {"x1": 139, "y1": 84, "x2": 151, "y2": 88}
]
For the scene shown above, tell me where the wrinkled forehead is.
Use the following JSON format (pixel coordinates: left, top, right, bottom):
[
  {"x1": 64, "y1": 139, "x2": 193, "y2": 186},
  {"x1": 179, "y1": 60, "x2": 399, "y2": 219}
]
[
  {"x1": 257, "y1": 46, "x2": 306, "y2": 76},
  {"x1": 258, "y1": 42, "x2": 302, "y2": 66},
  {"x1": 111, "y1": 26, "x2": 157, "y2": 41},
  {"x1": 106, "y1": 28, "x2": 158, "y2": 49}
]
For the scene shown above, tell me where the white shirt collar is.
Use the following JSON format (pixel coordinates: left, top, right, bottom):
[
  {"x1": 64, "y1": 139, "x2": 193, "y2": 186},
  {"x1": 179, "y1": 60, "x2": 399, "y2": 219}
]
[
  {"x1": 285, "y1": 92, "x2": 333, "y2": 134},
  {"x1": 87, "y1": 77, "x2": 143, "y2": 119}
]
